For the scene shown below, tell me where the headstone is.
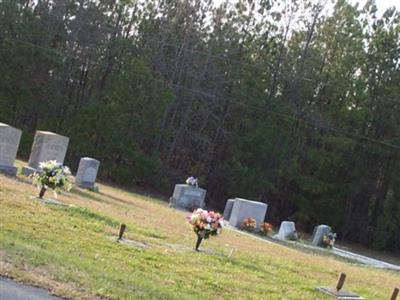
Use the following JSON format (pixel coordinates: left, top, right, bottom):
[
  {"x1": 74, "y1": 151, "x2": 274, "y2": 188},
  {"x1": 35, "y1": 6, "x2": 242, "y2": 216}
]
[
  {"x1": 229, "y1": 198, "x2": 268, "y2": 229},
  {"x1": 0, "y1": 123, "x2": 22, "y2": 176},
  {"x1": 22, "y1": 131, "x2": 69, "y2": 176},
  {"x1": 275, "y1": 221, "x2": 297, "y2": 240},
  {"x1": 75, "y1": 157, "x2": 100, "y2": 189},
  {"x1": 312, "y1": 224, "x2": 332, "y2": 247},
  {"x1": 223, "y1": 199, "x2": 236, "y2": 221},
  {"x1": 316, "y1": 273, "x2": 365, "y2": 299},
  {"x1": 171, "y1": 184, "x2": 206, "y2": 211}
]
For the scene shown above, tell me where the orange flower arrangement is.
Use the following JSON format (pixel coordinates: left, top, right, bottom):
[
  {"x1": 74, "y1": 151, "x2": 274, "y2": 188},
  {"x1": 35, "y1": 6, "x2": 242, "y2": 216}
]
[
  {"x1": 260, "y1": 222, "x2": 273, "y2": 235},
  {"x1": 241, "y1": 217, "x2": 257, "y2": 232}
]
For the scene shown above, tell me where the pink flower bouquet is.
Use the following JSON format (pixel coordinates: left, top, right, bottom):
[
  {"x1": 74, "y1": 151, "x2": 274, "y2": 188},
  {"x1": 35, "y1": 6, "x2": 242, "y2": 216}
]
[{"x1": 188, "y1": 208, "x2": 224, "y2": 251}]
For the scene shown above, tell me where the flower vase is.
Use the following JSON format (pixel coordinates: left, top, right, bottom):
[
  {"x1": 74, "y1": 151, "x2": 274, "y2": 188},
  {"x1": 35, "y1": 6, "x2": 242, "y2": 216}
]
[
  {"x1": 39, "y1": 186, "x2": 47, "y2": 199},
  {"x1": 195, "y1": 235, "x2": 203, "y2": 251}
]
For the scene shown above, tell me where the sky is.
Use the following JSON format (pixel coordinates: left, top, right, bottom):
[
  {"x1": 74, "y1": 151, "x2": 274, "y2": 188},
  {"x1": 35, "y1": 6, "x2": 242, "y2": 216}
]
[
  {"x1": 349, "y1": 0, "x2": 400, "y2": 14},
  {"x1": 213, "y1": 0, "x2": 400, "y2": 15}
]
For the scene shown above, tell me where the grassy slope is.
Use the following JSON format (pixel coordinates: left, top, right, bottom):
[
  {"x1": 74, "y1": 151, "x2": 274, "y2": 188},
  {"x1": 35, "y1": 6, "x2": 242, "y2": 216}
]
[{"x1": 0, "y1": 167, "x2": 399, "y2": 299}]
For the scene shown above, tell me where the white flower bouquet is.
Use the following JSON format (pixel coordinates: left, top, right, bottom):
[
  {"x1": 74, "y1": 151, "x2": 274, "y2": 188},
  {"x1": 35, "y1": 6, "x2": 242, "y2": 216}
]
[
  {"x1": 31, "y1": 160, "x2": 72, "y2": 198},
  {"x1": 186, "y1": 176, "x2": 199, "y2": 187}
]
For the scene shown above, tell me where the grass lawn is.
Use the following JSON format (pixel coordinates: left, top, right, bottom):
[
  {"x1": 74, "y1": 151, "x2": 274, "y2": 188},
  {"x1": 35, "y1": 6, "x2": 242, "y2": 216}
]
[{"x1": 0, "y1": 163, "x2": 399, "y2": 299}]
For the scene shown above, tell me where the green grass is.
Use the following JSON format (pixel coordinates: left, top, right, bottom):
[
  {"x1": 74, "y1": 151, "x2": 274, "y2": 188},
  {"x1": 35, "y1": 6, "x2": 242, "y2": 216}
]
[{"x1": 0, "y1": 170, "x2": 399, "y2": 300}]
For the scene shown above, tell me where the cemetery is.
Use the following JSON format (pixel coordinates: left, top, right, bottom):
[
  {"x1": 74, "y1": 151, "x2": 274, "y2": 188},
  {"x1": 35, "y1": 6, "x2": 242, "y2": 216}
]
[
  {"x1": 1, "y1": 0, "x2": 400, "y2": 299},
  {"x1": 0, "y1": 124, "x2": 399, "y2": 298}
]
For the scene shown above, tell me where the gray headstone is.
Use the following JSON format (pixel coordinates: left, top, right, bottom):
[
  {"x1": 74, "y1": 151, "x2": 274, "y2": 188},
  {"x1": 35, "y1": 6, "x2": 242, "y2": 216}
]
[
  {"x1": 229, "y1": 198, "x2": 268, "y2": 229},
  {"x1": 0, "y1": 123, "x2": 22, "y2": 176},
  {"x1": 75, "y1": 157, "x2": 100, "y2": 189},
  {"x1": 312, "y1": 224, "x2": 332, "y2": 246},
  {"x1": 22, "y1": 131, "x2": 69, "y2": 176},
  {"x1": 223, "y1": 199, "x2": 236, "y2": 221},
  {"x1": 171, "y1": 184, "x2": 206, "y2": 211},
  {"x1": 275, "y1": 221, "x2": 297, "y2": 240}
]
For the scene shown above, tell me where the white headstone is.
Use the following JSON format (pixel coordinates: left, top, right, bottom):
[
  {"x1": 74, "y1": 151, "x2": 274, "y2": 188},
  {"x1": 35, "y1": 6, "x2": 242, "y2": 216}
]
[
  {"x1": 75, "y1": 157, "x2": 100, "y2": 189},
  {"x1": 0, "y1": 123, "x2": 22, "y2": 176},
  {"x1": 312, "y1": 224, "x2": 332, "y2": 246},
  {"x1": 22, "y1": 130, "x2": 69, "y2": 175},
  {"x1": 229, "y1": 198, "x2": 268, "y2": 229},
  {"x1": 275, "y1": 221, "x2": 297, "y2": 240},
  {"x1": 171, "y1": 184, "x2": 206, "y2": 211}
]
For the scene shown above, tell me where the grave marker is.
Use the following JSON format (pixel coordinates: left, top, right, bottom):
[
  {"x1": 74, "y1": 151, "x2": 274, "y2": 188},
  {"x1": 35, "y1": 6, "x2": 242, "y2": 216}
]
[
  {"x1": 0, "y1": 123, "x2": 22, "y2": 176},
  {"x1": 75, "y1": 157, "x2": 100, "y2": 189},
  {"x1": 275, "y1": 221, "x2": 297, "y2": 240},
  {"x1": 391, "y1": 288, "x2": 399, "y2": 300},
  {"x1": 312, "y1": 224, "x2": 332, "y2": 247},
  {"x1": 118, "y1": 224, "x2": 126, "y2": 240},
  {"x1": 170, "y1": 184, "x2": 206, "y2": 211},
  {"x1": 316, "y1": 272, "x2": 364, "y2": 299},
  {"x1": 22, "y1": 131, "x2": 69, "y2": 176},
  {"x1": 223, "y1": 199, "x2": 235, "y2": 221},
  {"x1": 229, "y1": 198, "x2": 267, "y2": 229}
]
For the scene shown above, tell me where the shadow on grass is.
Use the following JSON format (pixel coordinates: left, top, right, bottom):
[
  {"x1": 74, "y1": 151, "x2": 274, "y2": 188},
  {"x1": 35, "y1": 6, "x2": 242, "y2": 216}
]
[
  {"x1": 69, "y1": 188, "x2": 105, "y2": 203},
  {"x1": 97, "y1": 191, "x2": 148, "y2": 209},
  {"x1": 58, "y1": 206, "x2": 120, "y2": 227}
]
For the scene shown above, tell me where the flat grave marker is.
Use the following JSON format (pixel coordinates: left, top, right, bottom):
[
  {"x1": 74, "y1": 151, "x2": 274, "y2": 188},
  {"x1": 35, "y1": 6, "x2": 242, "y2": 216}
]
[{"x1": 316, "y1": 273, "x2": 364, "y2": 299}]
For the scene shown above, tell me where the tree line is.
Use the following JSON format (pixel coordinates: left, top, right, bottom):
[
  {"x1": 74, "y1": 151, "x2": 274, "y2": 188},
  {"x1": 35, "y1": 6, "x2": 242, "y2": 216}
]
[{"x1": 0, "y1": 0, "x2": 399, "y2": 252}]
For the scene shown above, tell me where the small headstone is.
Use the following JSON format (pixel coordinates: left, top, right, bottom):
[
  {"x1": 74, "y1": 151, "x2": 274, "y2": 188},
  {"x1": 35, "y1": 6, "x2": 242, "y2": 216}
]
[
  {"x1": 229, "y1": 198, "x2": 268, "y2": 229},
  {"x1": 391, "y1": 288, "x2": 399, "y2": 300},
  {"x1": 316, "y1": 272, "x2": 364, "y2": 299},
  {"x1": 75, "y1": 157, "x2": 100, "y2": 189},
  {"x1": 312, "y1": 224, "x2": 332, "y2": 247},
  {"x1": 22, "y1": 131, "x2": 69, "y2": 176},
  {"x1": 170, "y1": 184, "x2": 206, "y2": 211},
  {"x1": 118, "y1": 224, "x2": 126, "y2": 240},
  {"x1": 275, "y1": 221, "x2": 297, "y2": 240},
  {"x1": 223, "y1": 199, "x2": 235, "y2": 221},
  {"x1": 0, "y1": 123, "x2": 22, "y2": 176}
]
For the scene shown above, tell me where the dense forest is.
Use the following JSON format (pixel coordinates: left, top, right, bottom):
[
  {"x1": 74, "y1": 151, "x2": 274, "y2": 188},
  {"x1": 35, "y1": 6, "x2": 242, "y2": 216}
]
[{"x1": 0, "y1": 0, "x2": 399, "y2": 252}]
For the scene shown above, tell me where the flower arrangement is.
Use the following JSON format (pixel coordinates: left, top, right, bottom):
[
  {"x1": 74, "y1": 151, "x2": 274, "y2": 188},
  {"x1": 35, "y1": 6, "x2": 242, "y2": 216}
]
[
  {"x1": 241, "y1": 217, "x2": 257, "y2": 232},
  {"x1": 188, "y1": 208, "x2": 224, "y2": 251},
  {"x1": 260, "y1": 222, "x2": 273, "y2": 236},
  {"x1": 322, "y1": 232, "x2": 337, "y2": 248},
  {"x1": 31, "y1": 160, "x2": 72, "y2": 199},
  {"x1": 186, "y1": 176, "x2": 198, "y2": 187}
]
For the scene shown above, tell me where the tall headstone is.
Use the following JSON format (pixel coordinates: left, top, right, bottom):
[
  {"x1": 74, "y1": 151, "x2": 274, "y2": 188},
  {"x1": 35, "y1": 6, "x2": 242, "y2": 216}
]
[
  {"x1": 22, "y1": 131, "x2": 69, "y2": 176},
  {"x1": 0, "y1": 123, "x2": 22, "y2": 176},
  {"x1": 75, "y1": 157, "x2": 100, "y2": 189},
  {"x1": 312, "y1": 224, "x2": 332, "y2": 247},
  {"x1": 171, "y1": 184, "x2": 206, "y2": 211},
  {"x1": 223, "y1": 199, "x2": 236, "y2": 221},
  {"x1": 275, "y1": 221, "x2": 297, "y2": 240},
  {"x1": 229, "y1": 198, "x2": 268, "y2": 229}
]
